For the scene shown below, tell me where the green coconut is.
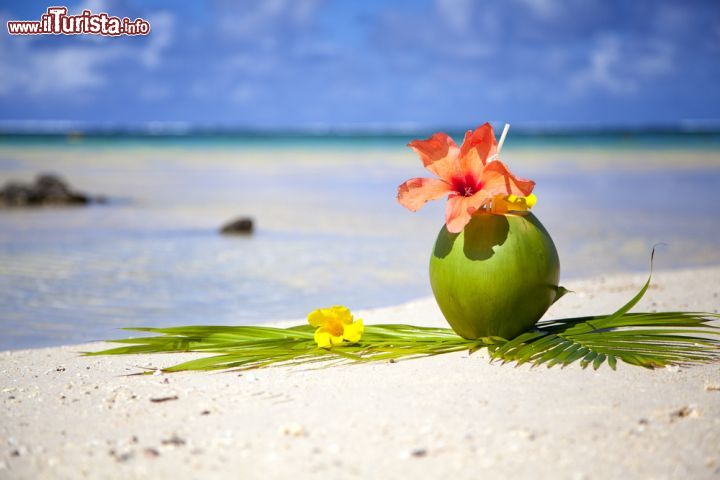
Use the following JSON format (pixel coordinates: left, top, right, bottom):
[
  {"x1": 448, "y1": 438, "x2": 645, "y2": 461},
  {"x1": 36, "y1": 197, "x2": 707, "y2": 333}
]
[{"x1": 429, "y1": 213, "x2": 561, "y2": 340}]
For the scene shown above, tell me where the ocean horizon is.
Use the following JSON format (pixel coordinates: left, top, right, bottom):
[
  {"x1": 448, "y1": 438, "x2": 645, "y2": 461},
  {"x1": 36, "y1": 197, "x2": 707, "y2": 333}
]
[{"x1": 2, "y1": 123, "x2": 720, "y2": 149}]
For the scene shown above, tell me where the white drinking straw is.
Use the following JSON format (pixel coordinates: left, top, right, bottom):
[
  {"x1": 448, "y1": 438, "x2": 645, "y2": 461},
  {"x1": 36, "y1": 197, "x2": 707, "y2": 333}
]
[
  {"x1": 487, "y1": 123, "x2": 510, "y2": 162},
  {"x1": 497, "y1": 123, "x2": 510, "y2": 153}
]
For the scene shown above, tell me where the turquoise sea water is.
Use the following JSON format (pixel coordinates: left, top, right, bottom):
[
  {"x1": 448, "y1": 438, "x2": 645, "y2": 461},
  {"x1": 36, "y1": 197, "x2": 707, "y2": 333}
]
[
  {"x1": 1, "y1": 131, "x2": 719, "y2": 349},
  {"x1": 3, "y1": 129, "x2": 720, "y2": 150}
]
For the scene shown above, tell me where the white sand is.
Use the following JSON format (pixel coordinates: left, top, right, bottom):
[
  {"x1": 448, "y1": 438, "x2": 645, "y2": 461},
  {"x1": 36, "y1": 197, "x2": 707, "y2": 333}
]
[{"x1": 1, "y1": 267, "x2": 719, "y2": 479}]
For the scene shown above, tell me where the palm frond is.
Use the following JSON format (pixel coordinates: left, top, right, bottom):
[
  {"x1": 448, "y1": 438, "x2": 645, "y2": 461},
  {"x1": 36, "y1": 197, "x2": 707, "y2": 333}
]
[
  {"x1": 488, "y1": 312, "x2": 720, "y2": 370},
  {"x1": 86, "y1": 312, "x2": 719, "y2": 373},
  {"x1": 87, "y1": 249, "x2": 720, "y2": 372},
  {"x1": 86, "y1": 324, "x2": 497, "y2": 372}
]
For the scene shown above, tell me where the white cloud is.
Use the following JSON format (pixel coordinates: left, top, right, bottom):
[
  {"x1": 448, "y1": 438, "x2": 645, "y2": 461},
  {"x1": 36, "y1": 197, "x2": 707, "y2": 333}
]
[
  {"x1": 435, "y1": 0, "x2": 474, "y2": 32},
  {"x1": 216, "y1": 0, "x2": 322, "y2": 42},
  {"x1": 140, "y1": 11, "x2": 174, "y2": 68},
  {"x1": 635, "y1": 42, "x2": 674, "y2": 76},
  {"x1": 514, "y1": 0, "x2": 560, "y2": 20},
  {"x1": 292, "y1": 42, "x2": 340, "y2": 59},
  {"x1": 222, "y1": 54, "x2": 278, "y2": 74},
  {"x1": 569, "y1": 36, "x2": 674, "y2": 96},
  {"x1": 230, "y1": 84, "x2": 257, "y2": 103},
  {"x1": 0, "y1": 30, "x2": 125, "y2": 96},
  {"x1": 29, "y1": 47, "x2": 117, "y2": 92},
  {"x1": 570, "y1": 37, "x2": 636, "y2": 95},
  {"x1": 0, "y1": 9, "x2": 175, "y2": 98},
  {"x1": 73, "y1": 0, "x2": 110, "y2": 14},
  {"x1": 652, "y1": 3, "x2": 693, "y2": 34}
]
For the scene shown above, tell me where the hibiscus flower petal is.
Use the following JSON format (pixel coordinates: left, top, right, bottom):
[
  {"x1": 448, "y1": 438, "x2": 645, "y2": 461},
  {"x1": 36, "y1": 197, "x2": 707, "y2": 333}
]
[
  {"x1": 445, "y1": 191, "x2": 492, "y2": 233},
  {"x1": 481, "y1": 160, "x2": 535, "y2": 197},
  {"x1": 397, "y1": 178, "x2": 453, "y2": 212},
  {"x1": 459, "y1": 123, "x2": 498, "y2": 173},
  {"x1": 407, "y1": 133, "x2": 459, "y2": 181}
]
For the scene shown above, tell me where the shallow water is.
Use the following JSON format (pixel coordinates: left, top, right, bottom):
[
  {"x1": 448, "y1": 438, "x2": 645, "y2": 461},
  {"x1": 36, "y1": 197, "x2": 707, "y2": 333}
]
[{"x1": 1, "y1": 135, "x2": 719, "y2": 349}]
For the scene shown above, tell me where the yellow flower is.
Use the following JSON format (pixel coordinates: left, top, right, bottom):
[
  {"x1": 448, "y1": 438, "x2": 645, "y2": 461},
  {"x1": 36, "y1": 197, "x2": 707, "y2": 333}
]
[
  {"x1": 308, "y1": 306, "x2": 364, "y2": 348},
  {"x1": 490, "y1": 193, "x2": 537, "y2": 214}
]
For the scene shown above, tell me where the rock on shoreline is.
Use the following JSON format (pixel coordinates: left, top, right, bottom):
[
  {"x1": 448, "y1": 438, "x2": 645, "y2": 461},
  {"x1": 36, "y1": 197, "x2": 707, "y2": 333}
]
[
  {"x1": 0, "y1": 173, "x2": 104, "y2": 208},
  {"x1": 220, "y1": 217, "x2": 254, "y2": 235}
]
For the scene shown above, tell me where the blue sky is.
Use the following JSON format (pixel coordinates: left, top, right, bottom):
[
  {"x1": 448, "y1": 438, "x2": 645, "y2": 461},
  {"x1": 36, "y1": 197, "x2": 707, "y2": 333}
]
[{"x1": 1, "y1": 0, "x2": 719, "y2": 129}]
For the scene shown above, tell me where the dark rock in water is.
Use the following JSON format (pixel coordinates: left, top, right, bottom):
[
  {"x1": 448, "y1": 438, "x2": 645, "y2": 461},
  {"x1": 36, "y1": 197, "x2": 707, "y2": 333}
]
[
  {"x1": 0, "y1": 182, "x2": 34, "y2": 206},
  {"x1": 34, "y1": 174, "x2": 89, "y2": 205},
  {"x1": 220, "y1": 217, "x2": 254, "y2": 235},
  {"x1": 0, "y1": 173, "x2": 96, "y2": 207}
]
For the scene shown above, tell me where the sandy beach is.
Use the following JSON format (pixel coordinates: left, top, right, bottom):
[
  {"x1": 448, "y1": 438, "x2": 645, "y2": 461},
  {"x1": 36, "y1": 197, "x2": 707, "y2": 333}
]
[
  {"x1": 4, "y1": 1, "x2": 720, "y2": 479},
  {"x1": 2, "y1": 266, "x2": 719, "y2": 480}
]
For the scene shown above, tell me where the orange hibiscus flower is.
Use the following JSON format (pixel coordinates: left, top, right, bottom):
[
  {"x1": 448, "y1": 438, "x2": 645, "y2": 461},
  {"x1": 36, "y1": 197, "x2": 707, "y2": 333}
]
[{"x1": 397, "y1": 123, "x2": 536, "y2": 233}]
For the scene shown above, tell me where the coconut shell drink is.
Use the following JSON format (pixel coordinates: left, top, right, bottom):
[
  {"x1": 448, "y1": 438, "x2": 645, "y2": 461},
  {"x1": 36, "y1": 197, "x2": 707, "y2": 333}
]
[
  {"x1": 429, "y1": 213, "x2": 560, "y2": 339},
  {"x1": 397, "y1": 122, "x2": 562, "y2": 339}
]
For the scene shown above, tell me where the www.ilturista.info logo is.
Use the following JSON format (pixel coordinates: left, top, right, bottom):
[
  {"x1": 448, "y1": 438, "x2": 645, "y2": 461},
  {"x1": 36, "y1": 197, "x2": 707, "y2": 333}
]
[{"x1": 7, "y1": 7, "x2": 150, "y2": 36}]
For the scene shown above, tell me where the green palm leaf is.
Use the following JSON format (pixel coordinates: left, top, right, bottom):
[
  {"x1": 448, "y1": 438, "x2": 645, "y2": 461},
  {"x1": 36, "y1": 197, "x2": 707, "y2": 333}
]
[
  {"x1": 87, "y1": 250, "x2": 720, "y2": 372},
  {"x1": 487, "y1": 312, "x2": 719, "y2": 369},
  {"x1": 86, "y1": 312, "x2": 719, "y2": 373}
]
